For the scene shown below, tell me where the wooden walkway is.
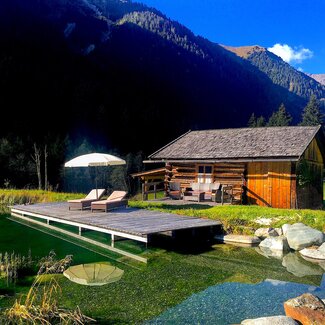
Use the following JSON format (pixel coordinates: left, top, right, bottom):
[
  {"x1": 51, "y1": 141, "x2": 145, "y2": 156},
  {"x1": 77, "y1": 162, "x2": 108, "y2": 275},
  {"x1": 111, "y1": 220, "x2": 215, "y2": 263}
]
[{"x1": 10, "y1": 203, "x2": 221, "y2": 246}]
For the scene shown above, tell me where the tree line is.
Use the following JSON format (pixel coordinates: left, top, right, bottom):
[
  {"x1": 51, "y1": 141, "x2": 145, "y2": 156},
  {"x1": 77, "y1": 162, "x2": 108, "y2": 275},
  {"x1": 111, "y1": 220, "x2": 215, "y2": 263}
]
[
  {"x1": 0, "y1": 135, "x2": 144, "y2": 195},
  {"x1": 247, "y1": 95, "x2": 324, "y2": 127}
]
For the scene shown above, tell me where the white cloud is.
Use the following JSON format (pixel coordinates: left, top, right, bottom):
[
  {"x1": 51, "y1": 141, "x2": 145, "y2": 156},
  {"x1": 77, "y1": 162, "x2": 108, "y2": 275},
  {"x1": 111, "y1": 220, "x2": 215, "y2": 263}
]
[
  {"x1": 267, "y1": 43, "x2": 313, "y2": 64},
  {"x1": 297, "y1": 67, "x2": 304, "y2": 72}
]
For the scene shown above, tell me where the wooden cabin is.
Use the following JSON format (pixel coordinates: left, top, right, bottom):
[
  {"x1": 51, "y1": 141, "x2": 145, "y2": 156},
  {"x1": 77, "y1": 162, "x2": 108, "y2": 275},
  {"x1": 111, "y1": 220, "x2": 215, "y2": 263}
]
[{"x1": 142, "y1": 126, "x2": 325, "y2": 209}]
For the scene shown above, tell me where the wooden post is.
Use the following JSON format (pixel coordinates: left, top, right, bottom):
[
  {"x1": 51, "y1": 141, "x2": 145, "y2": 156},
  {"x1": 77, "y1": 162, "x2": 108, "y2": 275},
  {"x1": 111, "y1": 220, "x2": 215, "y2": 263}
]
[
  {"x1": 154, "y1": 184, "x2": 157, "y2": 199},
  {"x1": 44, "y1": 145, "x2": 48, "y2": 191},
  {"x1": 221, "y1": 188, "x2": 224, "y2": 205},
  {"x1": 165, "y1": 163, "x2": 172, "y2": 197},
  {"x1": 142, "y1": 183, "x2": 145, "y2": 201},
  {"x1": 111, "y1": 234, "x2": 115, "y2": 248},
  {"x1": 78, "y1": 227, "x2": 82, "y2": 236}
]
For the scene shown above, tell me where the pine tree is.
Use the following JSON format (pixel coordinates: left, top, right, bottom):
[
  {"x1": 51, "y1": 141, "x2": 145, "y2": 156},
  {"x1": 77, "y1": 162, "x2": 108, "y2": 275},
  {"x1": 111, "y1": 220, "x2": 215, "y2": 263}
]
[
  {"x1": 247, "y1": 113, "x2": 256, "y2": 127},
  {"x1": 248, "y1": 114, "x2": 266, "y2": 127},
  {"x1": 256, "y1": 116, "x2": 266, "y2": 127},
  {"x1": 267, "y1": 103, "x2": 292, "y2": 126},
  {"x1": 299, "y1": 95, "x2": 323, "y2": 126}
]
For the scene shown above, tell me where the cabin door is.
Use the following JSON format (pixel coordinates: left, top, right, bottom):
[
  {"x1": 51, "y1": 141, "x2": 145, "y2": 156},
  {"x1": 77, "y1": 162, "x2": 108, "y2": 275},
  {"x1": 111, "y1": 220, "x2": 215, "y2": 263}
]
[{"x1": 268, "y1": 162, "x2": 291, "y2": 208}]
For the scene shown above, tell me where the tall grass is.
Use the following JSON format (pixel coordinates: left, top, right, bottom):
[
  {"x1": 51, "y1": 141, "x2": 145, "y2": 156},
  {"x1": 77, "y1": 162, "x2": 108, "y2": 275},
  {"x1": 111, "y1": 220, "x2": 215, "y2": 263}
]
[
  {"x1": 1, "y1": 276, "x2": 95, "y2": 324},
  {"x1": 0, "y1": 255, "x2": 95, "y2": 324},
  {"x1": 0, "y1": 251, "x2": 33, "y2": 285},
  {"x1": 0, "y1": 189, "x2": 84, "y2": 213}
]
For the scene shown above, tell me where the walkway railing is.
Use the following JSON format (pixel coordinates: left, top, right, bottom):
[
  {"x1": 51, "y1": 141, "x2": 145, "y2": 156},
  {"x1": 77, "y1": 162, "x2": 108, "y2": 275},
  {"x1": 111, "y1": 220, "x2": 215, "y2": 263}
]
[{"x1": 142, "y1": 181, "x2": 164, "y2": 200}]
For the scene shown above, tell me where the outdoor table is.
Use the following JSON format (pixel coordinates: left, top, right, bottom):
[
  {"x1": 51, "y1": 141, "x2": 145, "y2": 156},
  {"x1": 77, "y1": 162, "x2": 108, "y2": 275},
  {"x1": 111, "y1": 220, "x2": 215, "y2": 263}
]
[{"x1": 183, "y1": 191, "x2": 205, "y2": 202}]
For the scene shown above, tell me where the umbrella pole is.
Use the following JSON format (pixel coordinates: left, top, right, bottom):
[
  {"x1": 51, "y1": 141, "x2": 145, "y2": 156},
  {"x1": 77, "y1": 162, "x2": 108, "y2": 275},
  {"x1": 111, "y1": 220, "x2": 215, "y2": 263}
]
[{"x1": 95, "y1": 166, "x2": 98, "y2": 199}]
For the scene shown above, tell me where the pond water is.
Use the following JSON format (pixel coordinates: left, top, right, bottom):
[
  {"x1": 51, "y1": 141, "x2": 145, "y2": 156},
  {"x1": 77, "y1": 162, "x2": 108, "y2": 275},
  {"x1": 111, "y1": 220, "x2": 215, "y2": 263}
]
[
  {"x1": 148, "y1": 278, "x2": 325, "y2": 324},
  {"x1": 0, "y1": 213, "x2": 324, "y2": 324}
]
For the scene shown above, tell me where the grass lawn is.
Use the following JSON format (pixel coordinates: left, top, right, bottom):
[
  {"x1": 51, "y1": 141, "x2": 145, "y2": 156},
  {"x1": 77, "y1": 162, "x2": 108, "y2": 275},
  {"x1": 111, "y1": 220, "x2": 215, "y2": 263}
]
[{"x1": 129, "y1": 201, "x2": 325, "y2": 233}]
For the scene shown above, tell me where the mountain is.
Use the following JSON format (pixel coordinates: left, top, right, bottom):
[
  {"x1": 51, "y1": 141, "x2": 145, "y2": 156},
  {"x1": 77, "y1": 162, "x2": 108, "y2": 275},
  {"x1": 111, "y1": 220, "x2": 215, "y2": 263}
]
[
  {"x1": 223, "y1": 45, "x2": 325, "y2": 102},
  {"x1": 0, "y1": 0, "x2": 323, "y2": 156},
  {"x1": 307, "y1": 73, "x2": 325, "y2": 86}
]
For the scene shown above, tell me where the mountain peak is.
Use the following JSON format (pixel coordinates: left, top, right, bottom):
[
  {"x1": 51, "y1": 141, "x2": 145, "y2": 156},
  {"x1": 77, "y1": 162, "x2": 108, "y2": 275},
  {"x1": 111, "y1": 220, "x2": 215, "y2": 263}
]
[
  {"x1": 306, "y1": 73, "x2": 325, "y2": 86},
  {"x1": 221, "y1": 45, "x2": 266, "y2": 58}
]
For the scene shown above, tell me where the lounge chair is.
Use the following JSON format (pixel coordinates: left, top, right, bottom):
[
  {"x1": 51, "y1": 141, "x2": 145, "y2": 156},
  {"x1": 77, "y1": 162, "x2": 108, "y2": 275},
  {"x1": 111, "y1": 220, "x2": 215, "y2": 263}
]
[
  {"x1": 91, "y1": 191, "x2": 128, "y2": 212},
  {"x1": 68, "y1": 189, "x2": 106, "y2": 210},
  {"x1": 169, "y1": 182, "x2": 182, "y2": 200}
]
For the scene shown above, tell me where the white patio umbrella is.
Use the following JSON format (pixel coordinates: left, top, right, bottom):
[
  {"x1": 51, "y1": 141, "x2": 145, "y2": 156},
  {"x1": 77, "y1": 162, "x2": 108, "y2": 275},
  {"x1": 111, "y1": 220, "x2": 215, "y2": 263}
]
[{"x1": 64, "y1": 153, "x2": 126, "y2": 198}]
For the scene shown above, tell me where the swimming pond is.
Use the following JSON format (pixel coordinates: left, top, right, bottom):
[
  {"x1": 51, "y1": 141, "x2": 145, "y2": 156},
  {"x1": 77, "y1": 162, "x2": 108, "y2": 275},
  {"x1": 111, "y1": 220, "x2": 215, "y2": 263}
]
[{"x1": 0, "y1": 213, "x2": 324, "y2": 323}]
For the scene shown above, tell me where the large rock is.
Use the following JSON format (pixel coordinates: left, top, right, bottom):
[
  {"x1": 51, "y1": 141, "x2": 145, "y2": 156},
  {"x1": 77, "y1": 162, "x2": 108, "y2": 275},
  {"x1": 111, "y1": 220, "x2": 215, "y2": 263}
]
[
  {"x1": 241, "y1": 315, "x2": 298, "y2": 324},
  {"x1": 286, "y1": 223, "x2": 324, "y2": 250},
  {"x1": 214, "y1": 234, "x2": 260, "y2": 245},
  {"x1": 300, "y1": 244, "x2": 325, "y2": 260},
  {"x1": 284, "y1": 293, "x2": 325, "y2": 325},
  {"x1": 319, "y1": 242, "x2": 325, "y2": 252},
  {"x1": 255, "y1": 227, "x2": 279, "y2": 238},
  {"x1": 259, "y1": 236, "x2": 290, "y2": 252},
  {"x1": 282, "y1": 224, "x2": 291, "y2": 237},
  {"x1": 300, "y1": 253, "x2": 325, "y2": 271},
  {"x1": 275, "y1": 227, "x2": 283, "y2": 236}
]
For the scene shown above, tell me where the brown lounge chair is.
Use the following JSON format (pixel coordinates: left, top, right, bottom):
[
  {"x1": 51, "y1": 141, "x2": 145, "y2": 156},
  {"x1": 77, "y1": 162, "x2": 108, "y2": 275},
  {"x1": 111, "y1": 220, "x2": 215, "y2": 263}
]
[
  {"x1": 91, "y1": 191, "x2": 128, "y2": 212},
  {"x1": 68, "y1": 189, "x2": 106, "y2": 210}
]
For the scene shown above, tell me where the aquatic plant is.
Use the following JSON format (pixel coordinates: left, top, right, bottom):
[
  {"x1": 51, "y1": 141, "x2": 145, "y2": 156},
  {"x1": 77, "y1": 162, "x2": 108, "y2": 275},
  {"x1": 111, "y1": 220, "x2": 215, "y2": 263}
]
[
  {"x1": 37, "y1": 250, "x2": 73, "y2": 275},
  {"x1": 0, "y1": 250, "x2": 33, "y2": 285}
]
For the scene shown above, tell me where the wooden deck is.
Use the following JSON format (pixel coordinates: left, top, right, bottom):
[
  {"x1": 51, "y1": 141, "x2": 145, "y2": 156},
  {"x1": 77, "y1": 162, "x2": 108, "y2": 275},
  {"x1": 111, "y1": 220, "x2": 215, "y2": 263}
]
[{"x1": 10, "y1": 203, "x2": 221, "y2": 248}]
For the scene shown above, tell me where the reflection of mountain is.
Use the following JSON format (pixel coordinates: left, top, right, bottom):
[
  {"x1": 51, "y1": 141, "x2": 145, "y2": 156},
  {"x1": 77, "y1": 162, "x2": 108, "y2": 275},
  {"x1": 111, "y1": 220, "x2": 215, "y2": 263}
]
[{"x1": 0, "y1": 0, "x2": 324, "y2": 153}]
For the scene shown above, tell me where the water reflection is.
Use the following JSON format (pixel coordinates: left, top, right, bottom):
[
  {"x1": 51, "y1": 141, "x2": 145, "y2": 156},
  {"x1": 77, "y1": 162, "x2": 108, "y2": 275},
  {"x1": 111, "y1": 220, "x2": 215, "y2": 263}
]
[
  {"x1": 282, "y1": 252, "x2": 323, "y2": 277},
  {"x1": 255, "y1": 246, "x2": 284, "y2": 259},
  {"x1": 255, "y1": 246, "x2": 324, "y2": 277}
]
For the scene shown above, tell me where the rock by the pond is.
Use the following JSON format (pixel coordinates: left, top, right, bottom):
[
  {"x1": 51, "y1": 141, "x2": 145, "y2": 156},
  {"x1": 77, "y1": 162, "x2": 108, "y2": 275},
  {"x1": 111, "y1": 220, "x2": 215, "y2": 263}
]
[
  {"x1": 282, "y1": 252, "x2": 323, "y2": 277},
  {"x1": 300, "y1": 255, "x2": 325, "y2": 271},
  {"x1": 214, "y1": 234, "x2": 261, "y2": 244},
  {"x1": 282, "y1": 224, "x2": 291, "y2": 237},
  {"x1": 284, "y1": 293, "x2": 325, "y2": 325},
  {"x1": 286, "y1": 223, "x2": 324, "y2": 250},
  {"x1": 241, "y1": 315, "x2": 298, "y2": 325},
  {"x1": 319, "y1": 242, "x2": 325, "y2": 252},
  {"x1": 255, "y1": 227, "x2": 279, "y2": 238},
  {"x1": 259, "y1": 236, "x2": 290, "y2": 252},
  {"x1": 300, "y1": 244, "x2": 325, "y2": 260},
  {"x1": 275, "y1": 227, "x2": 283, "y2": 236}
]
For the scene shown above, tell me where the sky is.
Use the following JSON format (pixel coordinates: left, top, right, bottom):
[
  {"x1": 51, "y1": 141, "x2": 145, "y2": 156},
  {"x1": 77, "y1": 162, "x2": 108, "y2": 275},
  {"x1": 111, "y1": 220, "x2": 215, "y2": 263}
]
[{"x1": 139, "y1": 0, "x2": 325, "y2": 74}]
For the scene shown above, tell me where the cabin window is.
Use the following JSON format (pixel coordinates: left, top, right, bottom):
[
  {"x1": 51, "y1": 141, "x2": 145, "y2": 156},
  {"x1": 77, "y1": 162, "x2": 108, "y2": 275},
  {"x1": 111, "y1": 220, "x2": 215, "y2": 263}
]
[{"x1": 197, "y1": 165, "x2": 213, "y2": 183}]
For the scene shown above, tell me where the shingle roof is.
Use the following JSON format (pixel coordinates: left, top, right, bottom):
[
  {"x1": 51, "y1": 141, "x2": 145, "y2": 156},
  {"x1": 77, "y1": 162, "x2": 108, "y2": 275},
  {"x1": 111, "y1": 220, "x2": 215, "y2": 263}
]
[{"x1": 148, "y1": 126, "x2": 322, "y2": 161}]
